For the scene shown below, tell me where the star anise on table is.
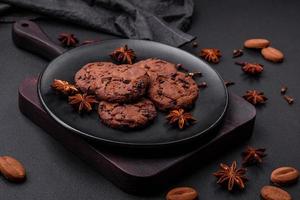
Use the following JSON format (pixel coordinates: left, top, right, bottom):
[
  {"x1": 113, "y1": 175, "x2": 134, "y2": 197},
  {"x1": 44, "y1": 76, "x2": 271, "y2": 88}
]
[
  {"x1": 58, "y1": 33, "x2": 79, "y2": 47},
  {"x1": 242, "y1": 146, "x2": 266, "y2": 165},
  {"x1": 200, "y1": 48, "x2": 221, "y2": 64},
  {"x1": 68, "y1": 93, "x2": 98, "y2": 113},
  {"x1": 235, "y1": 62, "x2": 264, "y2": 75},
  {"x1": 243, "y1": 90, "x2": 267, "y2": 105},
  {"x1": 166, "y1": 108, "x2": 196, "y2": 129},
  {"x1": 213, "y1": 161, "x2": 247, "y2": 191},
  {"x1": 51, "y1": 79, "x2": 78, "y2": 95},
  {"x1": 110, "y1": 45, "x2": 136, "y2": 64}
]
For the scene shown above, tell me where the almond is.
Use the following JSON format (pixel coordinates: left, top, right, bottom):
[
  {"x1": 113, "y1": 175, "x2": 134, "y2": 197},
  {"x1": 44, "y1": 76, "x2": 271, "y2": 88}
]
[
  {"x1": 244, "y1": 38, "x2": 270, "y2": 49},
  {"x1": 260, "y1": 186, "x2": 292, "y2": 200},
  {"x1": 166, "y1": 187, "x2": 198, "y2": 200},
  {"x1": 261, "y1": 47, "x2": 284, "y2": 62},
  {"x1": 271, "y1": 166, "x2": 299, "y2": 185},
  {"x1": 0, "y1": 156, "x2": 26, "y2": 182}
]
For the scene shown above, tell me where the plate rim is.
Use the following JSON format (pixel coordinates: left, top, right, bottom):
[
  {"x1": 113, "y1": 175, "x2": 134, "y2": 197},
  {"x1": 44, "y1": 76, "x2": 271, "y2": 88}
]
[{"x1": 38, "y1": 39, "x2": 229, "y2": 148}]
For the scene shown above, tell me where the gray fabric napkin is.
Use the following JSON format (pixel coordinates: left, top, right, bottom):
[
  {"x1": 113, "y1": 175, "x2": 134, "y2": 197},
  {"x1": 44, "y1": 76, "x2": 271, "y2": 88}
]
[{"x1": 0, "y1": 0, "x2": 195, "y2": 47}]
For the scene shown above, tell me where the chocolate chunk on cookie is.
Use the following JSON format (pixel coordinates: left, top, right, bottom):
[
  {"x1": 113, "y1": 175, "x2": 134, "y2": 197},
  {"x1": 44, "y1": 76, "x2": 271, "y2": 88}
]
[
  {"x1": 98, "y1": 98, "x2": 157, "y2": 129},
  {"x1": 148, "y1": 72, "x2": 199, "y2": 111},
  {"x1": 94, "y1": 64, "x2": 150, "y2": 103},
  {"x1": 135, "y1": 58, "x2": 177, "y2": 81}
]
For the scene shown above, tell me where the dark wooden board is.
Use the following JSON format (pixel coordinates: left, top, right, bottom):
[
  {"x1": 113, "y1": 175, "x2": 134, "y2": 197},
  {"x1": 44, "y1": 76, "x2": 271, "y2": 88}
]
[{"x1": 18, "y1": 76, "x2": 256, "y2": 195}]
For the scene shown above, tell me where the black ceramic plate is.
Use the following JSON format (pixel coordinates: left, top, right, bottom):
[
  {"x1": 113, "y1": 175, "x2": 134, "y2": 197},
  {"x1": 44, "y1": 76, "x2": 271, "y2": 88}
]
[{"x1": 38, "y1": 39, "x2": 228, "y2": 148}]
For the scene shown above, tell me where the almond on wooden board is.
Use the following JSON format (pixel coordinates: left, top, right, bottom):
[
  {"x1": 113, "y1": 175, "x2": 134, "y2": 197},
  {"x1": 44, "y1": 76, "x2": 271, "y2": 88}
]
[
  {"x1": 244, "y1": 38, "x2": 271, "y2": 49},
  {"x1": 271, "y1": 166, "x2": 299, "y2": 185},
  {"x1": 166, "y1": 187, "x2": 198, "y2": 200},
  {"x1": 261, "y1": 47, "x2": 284, "y2": 62},
  {"x1": 0, "y1": 156, "x2": 26, "y2": 182}
]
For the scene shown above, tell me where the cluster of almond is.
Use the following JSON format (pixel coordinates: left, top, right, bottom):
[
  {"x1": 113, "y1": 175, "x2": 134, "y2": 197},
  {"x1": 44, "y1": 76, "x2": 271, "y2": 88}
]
[
  {"x1": 261, "y1": 166, "x2": 299, "y2": 200},
  {"x1": 244, "y1": 38, "x2": 284, "y2": 62},
  {"x1": 165, "y1": 166, "x2": 299, "y2": 200}
]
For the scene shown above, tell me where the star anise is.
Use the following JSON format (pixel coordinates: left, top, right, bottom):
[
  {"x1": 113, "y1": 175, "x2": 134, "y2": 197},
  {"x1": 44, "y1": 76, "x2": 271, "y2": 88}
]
[
  {"x1": 235, "y1": 62, "x2": 263, "y2": 75},
  {"x1": 68, "y1": 93, "x2": 98, "y2": 113},
  {"x1": 200, "y1": 48, "x2": 221, "y2": 64},
  {"x1": 243, "y1": 90, "x2": 267, "y2": 105},
  {"x1": 51, "y1": 79, "x2": 78, "y2": 95},
  {"x1": 58, "y1": 33, "x2": 79, "y2": 47},
  {"x1": 242, "y1": 146, "x2": 266, "y2": 165},
  {"x1": 213, "y1": 161, "x2": 247, "y2": 191},
  {"x1": 166, "y1": 108, "x2": 196, "y2": 129},
  {"x1": 110, "y1": 45, "x2": 136, "y2": 64}
]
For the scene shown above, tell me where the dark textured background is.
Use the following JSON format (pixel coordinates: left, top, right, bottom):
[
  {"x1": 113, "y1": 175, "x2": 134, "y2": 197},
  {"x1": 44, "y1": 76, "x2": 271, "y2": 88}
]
[{"x1": 0, "y1": 0, "x2": 299, "y2": 199}]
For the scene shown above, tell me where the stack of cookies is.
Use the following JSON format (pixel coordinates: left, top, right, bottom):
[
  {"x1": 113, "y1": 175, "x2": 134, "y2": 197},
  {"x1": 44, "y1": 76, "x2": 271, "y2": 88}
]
[{"x1": 74, "y1": 58, "x2": 199, "y2": 129}]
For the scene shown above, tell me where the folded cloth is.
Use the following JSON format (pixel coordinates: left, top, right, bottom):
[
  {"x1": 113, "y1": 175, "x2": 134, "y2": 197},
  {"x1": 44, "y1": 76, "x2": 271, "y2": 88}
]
[
  {"x1": 0, "y1": 0, "x2": 195, "y2": 47},
  {"x1": 0, "y1": 2, "x2": 10, "y2": 12}
]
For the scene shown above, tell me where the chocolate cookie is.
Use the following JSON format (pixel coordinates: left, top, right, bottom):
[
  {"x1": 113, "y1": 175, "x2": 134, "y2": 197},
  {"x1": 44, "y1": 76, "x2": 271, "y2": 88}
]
[
  {"x1": 98, "y1": 98, "x2": 157, "y2": 129},
  {"x1": 94, "y1": 64, "x2": 150, "y2": 103},
  {"x1": 135, "y1": 58, "x2": 177, "y2": 81},
  {"x1": 75, "y1": 62, "x2": 150, "y2": 103},
  {"x1": 74, "y1": 62, "x2": 115, "y2": 93},
  {"x1": 148, "y1": 72, "x2": 199, "y2": 111}
]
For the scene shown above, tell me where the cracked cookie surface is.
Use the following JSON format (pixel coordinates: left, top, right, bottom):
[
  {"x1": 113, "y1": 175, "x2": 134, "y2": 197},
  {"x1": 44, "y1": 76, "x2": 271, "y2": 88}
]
[
  {"x1": 98, "y1": 98, "x2": 157, "y2": 129},
  {"x1": 135, "y1": 58, "x2": 177, "y2": 82},
  {"x1": 148, "y1": 72, "x2": 199, "y2": 111},
  {"x1": 75, "y1": 62, "x2": 150, "y2": 103},
  {"x1": 74, "y1": 62, "x2": 114, "y2": 93}
]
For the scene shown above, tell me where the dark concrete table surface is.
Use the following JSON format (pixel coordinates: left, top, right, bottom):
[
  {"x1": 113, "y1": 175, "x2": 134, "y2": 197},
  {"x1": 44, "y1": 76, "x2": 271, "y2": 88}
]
[{"x1": 0, "y1": 0, "x2": 299, "y2": 199}]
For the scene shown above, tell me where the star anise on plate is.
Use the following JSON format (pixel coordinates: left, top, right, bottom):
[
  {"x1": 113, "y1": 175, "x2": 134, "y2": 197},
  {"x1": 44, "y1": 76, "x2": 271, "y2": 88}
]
[
  {"x1": 235, "y1": 62, "x2": 264, "y2": 75},
  {"x1": 166, "y1": 108, "x2": 196, "y2": 129},
  {"x1": 243, "y1": 90, "x2": 267, "y2": 105},
  {"x1": 213, "y1": 161, "x2": 247, "y2": 191},
  {"x1": 68, "y1": 93, "x2": 98, "y2": 113},
  {"x1": 51, "y1": 79, "x2": 78, "y2": 95},
  {"x1": 200, "y1": 48, "x2": 221, "y2": 63},
  {"x1": 58, "y1": 33, "x2": 79, "y2": 47},
  {"x1": 242, "y1": 146, "x2": 266, "y2": 165},
  {"x1": 110, "y1": 45, "x2": 136, "y2": 64}
]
